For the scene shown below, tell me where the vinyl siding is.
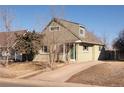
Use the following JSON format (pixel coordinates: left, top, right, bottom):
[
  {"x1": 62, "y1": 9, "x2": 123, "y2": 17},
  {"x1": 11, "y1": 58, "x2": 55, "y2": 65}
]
[{"x1": 76, "y1": 43, "x2": 93, "y2": 62}]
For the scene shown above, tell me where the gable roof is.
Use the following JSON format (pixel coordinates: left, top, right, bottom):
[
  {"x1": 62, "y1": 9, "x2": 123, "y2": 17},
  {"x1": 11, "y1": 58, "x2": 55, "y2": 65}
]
[
  {"x1": 0, "y1": 30, "x2": 27, "y2": 47},
  {"x1": 42, "y1": 18, "x2": 103, "y2": 45}
]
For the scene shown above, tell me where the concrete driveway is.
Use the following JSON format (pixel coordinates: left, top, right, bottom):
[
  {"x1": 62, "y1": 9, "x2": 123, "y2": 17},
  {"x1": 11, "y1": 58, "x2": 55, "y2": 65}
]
[{"x1": 29, "y1": 61, "x2": 102, "y2": 82}]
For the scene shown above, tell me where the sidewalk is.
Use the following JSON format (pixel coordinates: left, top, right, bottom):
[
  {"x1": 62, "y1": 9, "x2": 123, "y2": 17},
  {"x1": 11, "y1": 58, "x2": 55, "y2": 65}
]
[
  {"x1": 0, "y1": 78, "x2": 97, "y2": 87},
  {"x1": 29, "y1": 61, "x2": 102, "y2": 82}
]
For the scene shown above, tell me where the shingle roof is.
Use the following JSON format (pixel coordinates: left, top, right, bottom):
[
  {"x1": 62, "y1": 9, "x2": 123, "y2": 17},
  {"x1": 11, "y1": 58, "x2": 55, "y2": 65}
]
[
  {"x1": 42, "y1": 18, "x2": 103, "y2": 45},
  {"x1": 83, "y1": 31, "x2": 103, "y2": 45},
  {"x1": 0, "y1": 30, "x2": 27, "y2": 47}
]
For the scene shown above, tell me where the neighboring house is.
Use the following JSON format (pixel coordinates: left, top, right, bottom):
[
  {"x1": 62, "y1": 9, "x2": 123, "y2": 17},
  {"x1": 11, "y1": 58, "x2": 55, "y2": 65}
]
[
  {"x1": 34, "y1": 18, "x2": 105, "y2": 62},
  {"x1": 0, "y1": 30, "x2": 27, "y2": 61}
]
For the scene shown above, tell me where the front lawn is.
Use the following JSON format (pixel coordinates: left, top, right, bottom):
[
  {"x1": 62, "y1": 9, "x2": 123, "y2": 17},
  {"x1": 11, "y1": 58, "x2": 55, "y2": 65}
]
[
  {"x1": 0, "y1": 61, "x2": 66, "y2": 79},
  {"x1": 0, "y1": 61, "x2": 47, "y2": 78},
  {"x1": 67, "y1": 62, "x2": 124, "y2": 87}
]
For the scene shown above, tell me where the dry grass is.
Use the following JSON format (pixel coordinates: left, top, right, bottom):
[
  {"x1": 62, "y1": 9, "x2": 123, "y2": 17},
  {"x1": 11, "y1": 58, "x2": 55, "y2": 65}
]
[
  {"x1": 0, "y1": 61, "x2": 48, "y2": 78},
  {"x1": 8, "y1": 61, "x2": 48, "y2": 76},
  {"x1": 67, "y1": 62, "x2": 124, "y2": 87},
  {"x1": 0, "y1": 61, "x2": 66, "y2": 79},
  {"x1": 0, "y1": 67, "x2": 16, "y2": 78}
]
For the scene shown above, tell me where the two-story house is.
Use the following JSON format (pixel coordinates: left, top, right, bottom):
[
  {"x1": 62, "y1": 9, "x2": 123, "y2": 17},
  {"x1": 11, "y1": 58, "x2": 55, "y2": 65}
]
[{"x1": 34, "y1": 18, "x2": 104, "y2": 62}]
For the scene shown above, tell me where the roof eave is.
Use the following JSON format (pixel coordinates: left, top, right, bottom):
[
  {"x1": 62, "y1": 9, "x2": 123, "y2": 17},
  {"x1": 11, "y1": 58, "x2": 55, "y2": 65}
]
[{"x1": 75, "y1": 40, "x2": 104, "y2": 45}]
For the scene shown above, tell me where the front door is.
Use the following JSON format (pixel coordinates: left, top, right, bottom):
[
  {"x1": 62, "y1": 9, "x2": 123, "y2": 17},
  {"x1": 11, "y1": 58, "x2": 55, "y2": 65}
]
[{"x1": 70, "y1": 44, "x2": 76, "y2": 61}]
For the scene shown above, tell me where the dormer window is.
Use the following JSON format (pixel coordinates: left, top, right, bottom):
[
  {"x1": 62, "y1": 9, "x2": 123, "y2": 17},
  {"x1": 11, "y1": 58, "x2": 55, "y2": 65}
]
[
  {"x1": 50, "y1": 26, "x2": 60, "y2": 31},
  {"x1": 79, "y1": 26, "x2": 85, "y2": 37},
  {"x1": 80, "y1": 29, "x2": 84, "y2": 35}
]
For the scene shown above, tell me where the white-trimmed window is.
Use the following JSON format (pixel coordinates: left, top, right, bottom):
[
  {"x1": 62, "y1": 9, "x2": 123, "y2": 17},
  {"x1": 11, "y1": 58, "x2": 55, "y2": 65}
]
[
  {"x1": 83, "y1": 45, "x2": 88, "y2": 51},
  {"x1": 50, "y1": 26, "x2": 60, "y2": 31}
]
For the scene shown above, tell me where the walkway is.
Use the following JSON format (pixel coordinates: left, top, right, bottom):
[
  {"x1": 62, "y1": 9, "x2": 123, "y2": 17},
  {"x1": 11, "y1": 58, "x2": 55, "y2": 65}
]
[
  {"x1": 29, "y1": 61, "x2": 102, "y2": 82},
  {"x1": 0, "y1": 78, "x2": 97, "y2": 87}
]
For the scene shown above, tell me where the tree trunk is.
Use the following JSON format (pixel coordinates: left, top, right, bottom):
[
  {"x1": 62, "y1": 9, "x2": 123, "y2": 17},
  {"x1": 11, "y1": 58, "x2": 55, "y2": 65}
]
[
  {"x1": 48, "y1": 52, "x2": 52, "y2": 69},
  {"x1": 5, "y1": 56, "x2": 9, "y2": 67},
  {"x1": 5, "y1": 48, "x2": 9, "y2": 67}
]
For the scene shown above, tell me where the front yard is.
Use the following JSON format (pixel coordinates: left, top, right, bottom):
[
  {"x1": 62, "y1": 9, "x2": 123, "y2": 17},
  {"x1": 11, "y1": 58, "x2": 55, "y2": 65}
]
[
  {"x1": 67, "y1": 62, "x2": 124, "y2": 87},
  {"x1": 2, "y1": 61, "x2": 124, "y2": 87},
  {"x1": 0, "y1": 61, "x2": 47, "y2": 78},
  {"x1": 0, "y1": 61, "x2": 66, "y2": 79}
]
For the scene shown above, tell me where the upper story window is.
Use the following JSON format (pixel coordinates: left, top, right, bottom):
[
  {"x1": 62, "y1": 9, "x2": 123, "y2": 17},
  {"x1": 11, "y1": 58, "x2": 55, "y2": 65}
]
[
  {"x1": 83, "y1": 45, "x2": 88, "y2": 51},
  {"x1": 80, "y1": 29, "x2": 84, "y2": 35},
  {"x1": 50, "y1": 26, "x2": 60, "y2": 31},
  {"x1": 79, "y1": 26, "x2": 85, "y2": 37}
]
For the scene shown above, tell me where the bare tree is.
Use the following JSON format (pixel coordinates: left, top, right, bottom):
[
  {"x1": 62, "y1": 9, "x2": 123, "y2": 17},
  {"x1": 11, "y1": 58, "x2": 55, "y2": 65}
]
[
  {"x1": 112, "y1": 30, "x2": 124, "y2": 60},
  {"x1": 34, "y1": 6, "x2": 67, "y2": 69},
  {"x1": 101, "y1": 32, "x2": 109, "y2": 49},
  {"x1": 42, "y1": 30, "x2": 59, "y2": 69},
  {"x1": 42, "y1": 27, "x2": 72, "y2": 69},
  {"x1": 113, "y1": 30, "x2": 124, "y2": 51},
  {"x1": 0, "y1": 8, "x2": 14, "y2": 66},
  {"x1": 50, "y1": 6, "x2": 65, "y2": 19}
]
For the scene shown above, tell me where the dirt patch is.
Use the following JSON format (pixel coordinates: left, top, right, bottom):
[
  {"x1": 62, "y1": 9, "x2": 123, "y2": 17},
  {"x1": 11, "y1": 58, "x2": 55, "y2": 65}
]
[{"x1": 67, "y1": 62, "x2": 124, "y2": 87}]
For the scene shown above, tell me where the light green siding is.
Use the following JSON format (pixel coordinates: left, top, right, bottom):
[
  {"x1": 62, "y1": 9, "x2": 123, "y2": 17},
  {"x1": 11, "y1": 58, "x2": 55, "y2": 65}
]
[
  {"x1": 92, "y1": 45, "x2": 102, "y2": 61},
  {"x1": 76, "y1": 43, "x2": 102, "y2": 62},
  {"x1": 34, "y1": 44, "x2": 103, "y2": 62},
  {"x1": 76, "y1": 43, "x2": 93, "y2": 62}
]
